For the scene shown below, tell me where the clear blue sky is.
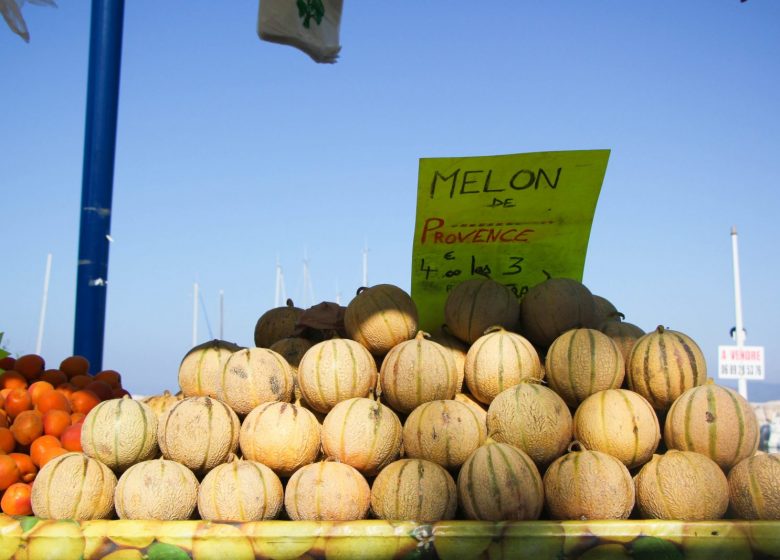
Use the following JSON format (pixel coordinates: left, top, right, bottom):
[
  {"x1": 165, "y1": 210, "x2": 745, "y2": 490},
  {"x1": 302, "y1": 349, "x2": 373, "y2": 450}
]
[{"x1": 2, "y1": 1, "x2": 778, "y2": 399}]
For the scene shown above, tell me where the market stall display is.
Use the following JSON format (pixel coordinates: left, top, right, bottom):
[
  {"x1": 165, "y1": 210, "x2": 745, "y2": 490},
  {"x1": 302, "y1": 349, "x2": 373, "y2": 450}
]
[{"x1": 0, "y1": 276, "x2": 778, "y2": 558}]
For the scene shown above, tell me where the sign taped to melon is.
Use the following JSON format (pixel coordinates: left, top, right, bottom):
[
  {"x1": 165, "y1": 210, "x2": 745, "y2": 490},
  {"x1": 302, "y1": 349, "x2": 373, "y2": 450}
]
[{"x1": 411, "y1": 149, "x2": 610, "y2": 332}]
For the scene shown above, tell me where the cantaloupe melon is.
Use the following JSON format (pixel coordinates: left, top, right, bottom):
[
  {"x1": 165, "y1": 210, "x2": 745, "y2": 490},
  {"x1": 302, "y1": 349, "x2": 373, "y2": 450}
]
[
  {"x1": 379, "y1": 331, "x2": 459, "y2": 414},
  {"x1": 444, "y1": 278, "x2": 520, "y2": 344},
  {"x1": 573, "y1": 389, "x2": 660, "y2": 469},
  {"x1": 157, "y1": 396, "x2": 240, "y2": 475},
  {"x1": 545, "y1": 328, "x2": 624, "y2": 408},
  {"x1": 343, "y1": 284, "x2": 418, "y2": 356},
  {"x1": 370, "y1": 458, "x2": 457, "y2": 522},
  {"x1": 728, "y1": 453, "x2": 780, "y2": 520},
  {"x1": 178, "y1": 339, "x2": 242, "y2": 399},
  {"x1": 320, "y1": 397, "x2": 402, "y2": 476},
  {"x1": 284, "y1": 461, "x2": 371, "y2": 521},
  {"x1": 464, "y1": 327, "x2": 542, "y2": 404},
  {"x1": 663, "y1": 382, "x2": 759, "y2": 471},
  {"x1": 254, "y1": 299, "x2": 304, "y2": 348},
  {"x1": 197, "y1": 455, "x2": 284, "y2": 521},
  {"x1": 297, "y1": 338, "x2": 378, "y2": 413},
  {"x1": 598, "y1": 320, "x2": 644, "y2": 373},
  {"x1": 81, "y1": 396, "x2": 159, "y2": 472},
  {"x1": 487, "y1": 382, "x2": 572, "y2": 470},
  {"x1": 115, "y1": 458, "x2": 199, "y2": 520},
  {"x1": 543, "y1": 444, "x2": 634, "y2": 520},
  {"x1": 634, "y1": 450, "x2": 728, "y2": 520},
  {"x1": 31, "y1": 452, "x2": 117, "y2": 520},
  {"x1": 626, "y1": 325, "x2": 707, "y2": 411},
  {"x1": 457, "y1": 440, "x2": 544, "y2": 521},
  {"x1": 403, "y1": 399, "x2": 487, "y2": 470},
  {"x1": 519, "y1": 278, "x2": 596, "y2": 349},
  {"x1": 220, "y1": 347, "x2": 295, "y2": 415},
  {"x1": 239, "y1": 400, "x2": 321, "y2": 477}
]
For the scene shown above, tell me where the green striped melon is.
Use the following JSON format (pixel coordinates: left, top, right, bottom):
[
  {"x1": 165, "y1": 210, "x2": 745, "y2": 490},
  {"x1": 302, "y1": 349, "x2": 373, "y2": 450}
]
[
  {"x1": 592, "y1": 295, "x2": 622, "y2": 326},
  {"x1": 464, "y1": 327, "x2": 542, "y2": 404},
  {"x1": 220, "y1": 347, "x2": 295, "y2": 415},
  {"x1": 544, "y1": 328, "x2": 625, "y2": 408},
  {"x1": 598, "y1": 320, "x2": 645, "y2": 374},
  {"x1": 157, "y1": 396, "x2": 240, "y2": 475},
  {"x1": 197, "y1": 455, "x2": 284, "y2": 521},
  {"x1": 115, "y1": 457, "x2": 199, "y2": 520},
  {"x1": 573, "y1": 389, "x2": 660, "y2": 469},
  {"x1": 634, "y1": 450, "x2": 728, "y2": 520},
  {"x1": 254, "y1": 298, "x2": 305, "y2": 348},
  {"x1": 487, "y1": 382, "x2": 572, "y2": 470},
  {"x1": 444, "y1": 278, "x2": 520, "y2": 344},
  {"x1": 728, "y1": 453, "x2": 780, "y2": 520},
  {"x1": 457, "y1": 440, "x2": 544, "y2": 521},
  {"x1": 519, "y1": 278, "x2": 596, "y2": 349},
  {"x1": 626, "y1": 325, "x2": 707, "y2": 411},
  {"x1": 239, "y1": 400, "x2": 321, "y2": 477},
  {"x1": 543, "y1": 444, "x2": 634, "y2": 520},
  {"x1": 142, "y1": 390, "x2": 183, "y2": 419},
  {"x1": 284, "y1": 461, "x2": 371, "y2": 521},
  {"x1": 403, "y1": 399, "x2": 487, "y2": 470},
  {"x1": 379, "y1": 331, "x2": 459, "y2": 414},
  {"x1": 454, "y1": 392, "x2": 488, "y2": 426},
  {"x1": 81, "y1": 396, "x2": 159, "y2": 472},
  {"x1": 320, "y1": 397, "x2": 402, "y2": 476},
  {"x1": 663, "y1": 382, "x2": 759, "y2": 470},
  {"x1": 269, "y1": 337, "x2": 313, "y2": 370},
  {"x1": 31, "y1": 452, "x2": 117, "y2": 520},
  {"x1": 178, "y1": 339, "x2": 242, "y2": 399},
  {"x1": 370, "y1": 458, "x2": 457, "y2": 522},
  {"x1": 297, "y1": 338, "x2": 378, "y2": 413},
  {"x1": 344, "y1": 284, "x2": 419, "y2": 356},
  {"x1": 428, "y1": 325, "x2": 468, "y2": 393}
]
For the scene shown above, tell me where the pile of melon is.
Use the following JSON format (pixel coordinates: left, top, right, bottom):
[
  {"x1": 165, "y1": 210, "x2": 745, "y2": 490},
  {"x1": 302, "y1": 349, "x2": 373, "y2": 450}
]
[{"x1": 16, "y1": 278, "x2": 780, "y2": 523}]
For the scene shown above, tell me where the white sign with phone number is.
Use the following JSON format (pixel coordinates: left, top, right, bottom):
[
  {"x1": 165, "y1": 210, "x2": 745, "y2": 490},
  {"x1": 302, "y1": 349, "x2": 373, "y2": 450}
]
[{"x1": 717, "y1": 345, "x2": 765, "y2": 380}]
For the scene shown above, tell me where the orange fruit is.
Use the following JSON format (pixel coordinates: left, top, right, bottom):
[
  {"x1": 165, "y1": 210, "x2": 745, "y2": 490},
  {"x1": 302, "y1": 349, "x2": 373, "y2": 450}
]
[
  {"x1": 0, "y1": 371, "x2": 27, "y2": 390},
  {"x1": 59, "y1": 356, "x2": 90, "y2": 379},
  {"x1": 30, "y1": 435, "x2": 61, "y2": 467},
  {"x1": 8, "y1": 453, "x2": 37, "y2": 483},
  {"x1": 69, "y1": 390, "x2": 100, "y2": 415},
  {"x1": 1, "y1": 482, "x2": 32, "y2": 516},
  {"x1": 55, "y1": 383, "x2": 76, "y2": 400},
  {"x1": 42, "y1": 409, "x2": 71, "y2": 438},
  {"x1": 13, "y1": 355, "x2": 45, "y2": 381},
  {"x1": 0, "y1": 427, "x2": 15, "y2": 453},
  {"x1": 3, "y1": 388, "x2": 32, "y2": 419},
  {"x1": 70, "y1": 412, "x2": 86, "y2": 425},
  {"x1": 60, "y1": 422, "x2": 83, "y2": 452},
  {"x1": 36, "y1": 390, "x2": 71, "y2": 414},
  {"x1": 38, "y1": 446, "x2": 68, "y2": 467},
  {"x1": 10, "y1": 410, "x2": 43, "y2": 447},
  {"x1": 28, "y1": 381, "x2": 54, "y2": 406},
  {"x1": 0, "y1": 454, "x2": 21, "y2": 490}
]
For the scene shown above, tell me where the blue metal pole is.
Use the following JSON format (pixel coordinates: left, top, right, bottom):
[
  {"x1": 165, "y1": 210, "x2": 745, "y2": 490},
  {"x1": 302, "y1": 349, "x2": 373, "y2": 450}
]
[{"x1": 74, "y1": 0, "x2": 125, "y2": 373}]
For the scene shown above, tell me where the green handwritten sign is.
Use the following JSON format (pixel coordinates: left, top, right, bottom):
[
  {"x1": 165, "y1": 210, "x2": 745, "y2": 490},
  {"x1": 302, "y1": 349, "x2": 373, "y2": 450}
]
[{"x1": 411, "y1": 149, "x2": 610, "y2": 333}]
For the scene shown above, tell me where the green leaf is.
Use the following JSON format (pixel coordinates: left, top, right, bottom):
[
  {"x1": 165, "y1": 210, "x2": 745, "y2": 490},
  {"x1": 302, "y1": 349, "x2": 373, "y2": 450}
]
[{"x1": 0, "y1": 333, "x2": 8, "y2": 362}]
